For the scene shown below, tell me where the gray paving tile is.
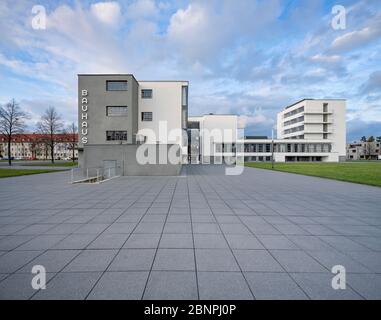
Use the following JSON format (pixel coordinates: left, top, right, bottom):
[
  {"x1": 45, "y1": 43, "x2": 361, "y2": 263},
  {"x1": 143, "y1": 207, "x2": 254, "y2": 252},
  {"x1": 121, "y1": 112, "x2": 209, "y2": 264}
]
[
  {"x1": 345, "y1": 251, "x2": 381, "y2": 273},
  {"x1": 73, "y1": 223, "x2": 109, "y2": 234},
  {"x1": 0, "y1": 250, "x2": 43, "y2": 273},
  {"x1": 159, "y1": 234, "x2": 193, "y2": 248},
  {"x1": 245, "y1": 272, "x2": 308, "y2": 300},
  {"x1": 104, "y1": 223, "x2": 135, "y2": 234},
  {"x1": 143, "y1": 271, "x2": 198, "y2": 300},
  {"x1": 134, "y1": 222, "x2": 164, "y2": 233},
  {"x1": 87, "y1": 234, "x2": 130, "y2": 249},
  {"x1": 0, "y1": 235, "x2": 34, "y2": 250},
  {"x1": 220, "y1": 223, "x2": 251, "y2": 234},
  {"x1": 33, "y1": 272, "x2": 102, "y2": 300},
  {"x1": 271, "y1": 250, "x2": 327, "y2": 273},
  {"x1": 225, "y1": 234, "x2": 264, "y2": 249},
  {"x1": 153, "y1": 249, "x2": 195, "y2": 271},
  {"x1": 15, "y1": 235, "x2": 67, "y2": 250},
  {"x1": 256, "y1": 235, "x2": 297, "y2": 250},
  {"x1": 123, "y1": 234, "x2": 161, "y2": 248},
  {"x1": 196, "y1": 249, "x2": 240, "y2": 271},
  {"x1": 18, "y1": 250, "x2": 80, "y2": 273},
  {"x1": 307, "y1": 250, "x2": 372, "y2": 273},
  {"x1": 0, "y1": 273, "x2": 55, "y2": 300},
  {"x1": 87, "y1": 271, "x2": 149, "y2": 300},
  {"x1": 288, "y1": 235, "x2": 334, "y2": 251},
  {"x1": 63, "y1": 250, "x2": 117, "y2": 272},
  {"x1": 198, "y1": 271, "x2": 253, "y2": 299},
  {"x1": 274, "y1": 224, "x2": 310, "y2": 235},
  {"x1": 319, "y1": 236, "x2": 369, "y2": 252},
  {"x1": 52, "y1": 234, "x2": 98, "y2": 249},
  {"x1": 163, "y1": 222, "x2": 192, "y2": 234},
  {"x1": 347, "y1": 273, "x2": 381, "y2": 299},
  {"x1": 291, "y1": 273, "x2": 363, "y2": 300},
  {"x1": 192, "y1": 223, "x2": 221, "y2": 234},
  {"x1": 194, "y1": 234, "x2": 229, "y2": 249},
  {"x1": 234, "y1": 250, "x2": 283, "y2": 272},
  {"x1": 108, "y1": 249, "x2": 155, "y2": 271}
]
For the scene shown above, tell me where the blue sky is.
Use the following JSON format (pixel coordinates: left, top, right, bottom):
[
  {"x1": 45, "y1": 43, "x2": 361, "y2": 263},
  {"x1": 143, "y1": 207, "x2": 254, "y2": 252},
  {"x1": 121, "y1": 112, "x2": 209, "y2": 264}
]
[{"x1": 0, "y1": 0, "x2": 380, "y2": 141}]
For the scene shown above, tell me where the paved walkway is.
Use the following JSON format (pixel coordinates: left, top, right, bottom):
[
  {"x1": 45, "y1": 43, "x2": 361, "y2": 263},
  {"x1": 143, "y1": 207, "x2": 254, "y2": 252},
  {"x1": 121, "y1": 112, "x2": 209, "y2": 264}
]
[{"x1": 0, "y1": 165, "x2": 380, "y2": 299}]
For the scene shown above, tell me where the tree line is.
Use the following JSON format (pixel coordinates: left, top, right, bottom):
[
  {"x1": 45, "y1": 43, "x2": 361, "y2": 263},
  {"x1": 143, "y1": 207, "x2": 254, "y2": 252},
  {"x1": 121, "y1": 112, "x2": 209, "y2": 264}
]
[{"x1": 0, "y1": 99, "x2": 78, "y2": 166}]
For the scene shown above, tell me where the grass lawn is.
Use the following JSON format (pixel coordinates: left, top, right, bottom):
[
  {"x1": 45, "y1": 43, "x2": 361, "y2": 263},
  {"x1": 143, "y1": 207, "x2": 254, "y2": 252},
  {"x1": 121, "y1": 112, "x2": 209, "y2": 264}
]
[
  {"x1": 24, "y1": 161, "x2": 78, "y2": 167},
  {"x1": 0, "y1": 169, "x2": 64, "y2": 179},
  {"x1": 245, "y1": 162, "x2": 381, "y2": 187}
]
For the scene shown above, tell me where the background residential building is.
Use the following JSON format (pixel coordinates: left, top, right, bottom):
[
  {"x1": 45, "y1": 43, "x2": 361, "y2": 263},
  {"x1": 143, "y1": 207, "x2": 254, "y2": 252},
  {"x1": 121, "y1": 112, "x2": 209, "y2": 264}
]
[
  {"x1": 0, "y1": 134, "x2": 78, "y2": 160},
  {"x1": 346, "y1": 141, "x2": 381, "y2": 160}
]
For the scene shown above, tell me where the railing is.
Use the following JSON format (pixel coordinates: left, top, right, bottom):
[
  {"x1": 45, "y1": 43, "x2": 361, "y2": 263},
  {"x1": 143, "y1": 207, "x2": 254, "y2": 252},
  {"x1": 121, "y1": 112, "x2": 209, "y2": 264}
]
[{"x1": 70, "y1": 166, "x2": 122, "y2": 184}]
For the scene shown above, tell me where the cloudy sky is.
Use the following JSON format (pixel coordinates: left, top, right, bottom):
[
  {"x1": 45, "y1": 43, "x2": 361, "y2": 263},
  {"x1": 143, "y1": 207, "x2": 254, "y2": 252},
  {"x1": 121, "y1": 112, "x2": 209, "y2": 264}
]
[{"x1": 0, "y1": 0, "x2": 380, "y2": 141}]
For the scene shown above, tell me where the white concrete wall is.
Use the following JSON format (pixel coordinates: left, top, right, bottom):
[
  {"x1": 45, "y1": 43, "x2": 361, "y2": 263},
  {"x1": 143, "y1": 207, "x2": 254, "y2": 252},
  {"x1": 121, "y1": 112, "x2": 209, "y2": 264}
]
[
  {"x1": 276, "y1": 99, "x2": 346, "y2": 158},
  {"x1": 138, "y1": 81, "x2": 188, "y2": 148}
]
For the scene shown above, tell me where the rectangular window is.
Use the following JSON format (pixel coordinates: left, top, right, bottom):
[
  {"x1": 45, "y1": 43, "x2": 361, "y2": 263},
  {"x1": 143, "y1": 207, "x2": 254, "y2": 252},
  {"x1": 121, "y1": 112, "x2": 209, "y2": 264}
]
[
  {"x1": 106, "y1": 131, "x2": 127, "y2": 141},
  {"x1": 323, "y1": 103, "x2": 328, "y2": 112},
  {"x1": 141, "y1": 89, "x2": 153, "y2": 99},
  {"x1": 106, "y1": 106, "x2": 128, "y2": 116},
  {"x1": 323, "y1": 133, "x2": 328, "y2": 139},
  {"x1": 182, "y1": 86, "x2": 188, "y2": 106},
  {"x1": 141, "y1": 112, "x2": 153, "y2": 121},
  {"x1": 106, "y1": 80, "x2": 127, "y2": 91}
]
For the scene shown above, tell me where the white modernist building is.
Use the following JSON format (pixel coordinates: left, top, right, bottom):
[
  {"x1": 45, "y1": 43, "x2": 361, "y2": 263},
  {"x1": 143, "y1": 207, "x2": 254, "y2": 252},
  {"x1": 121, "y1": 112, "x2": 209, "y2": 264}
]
[
  {"x1": 77, "y1": 74, "x2": 347, "y2": 176},
  {"x1": 188, "y1": 114, "x2": 239, "y2": 163},
  {"x1": 78, "y1": 74, "x2": 188, "y2": 176},
  {"x1": 276, "y1": 99, "x2": 346, "y2": 161},
  {"x1": 190, "y1": 99, "x2": 346, "y2": 163}
]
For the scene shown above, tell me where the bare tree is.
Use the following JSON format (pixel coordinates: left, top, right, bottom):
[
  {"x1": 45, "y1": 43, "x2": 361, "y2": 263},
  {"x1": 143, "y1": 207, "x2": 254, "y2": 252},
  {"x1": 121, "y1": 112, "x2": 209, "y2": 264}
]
[
  {"x1": 0, "y1": 99, "x2": 28, "y2": 166},
  {"x1": 36, "y1": 107, "x2": 64, "y2": 163},
  {"x1": 65, "y1": 122, "x2": 78, "y2": 162}
]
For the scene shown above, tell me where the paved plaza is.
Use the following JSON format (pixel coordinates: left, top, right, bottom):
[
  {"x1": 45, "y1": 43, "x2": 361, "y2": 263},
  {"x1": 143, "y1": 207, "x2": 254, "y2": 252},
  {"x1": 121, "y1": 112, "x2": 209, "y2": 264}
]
[{"x1": 0, "y1": 165, "x2": 380, "y2": 300}]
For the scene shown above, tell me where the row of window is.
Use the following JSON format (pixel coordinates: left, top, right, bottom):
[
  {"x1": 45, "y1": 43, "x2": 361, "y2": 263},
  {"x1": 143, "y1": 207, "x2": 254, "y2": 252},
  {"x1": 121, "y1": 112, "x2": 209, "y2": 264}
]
[
  {"x1": 284, "y1": 116, "x2": 304, "y2": 127},
  {"x1": 244, "y1": 143, "x2": 332, "y2": 153},
  {"x1": 105, "y1": 81, "x2": 153, "y2": 99},
  {"x1": 284, "y1": 106, "x2": 304, "y2": 118},
  {"x1": 283, "y1": 125, "x2": 304, "y2": 135}
]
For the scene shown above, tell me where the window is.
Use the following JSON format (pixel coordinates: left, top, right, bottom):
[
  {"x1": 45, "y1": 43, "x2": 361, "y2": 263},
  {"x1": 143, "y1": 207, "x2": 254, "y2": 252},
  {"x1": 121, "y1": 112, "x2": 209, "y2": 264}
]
[
  {"x1": 106, "y1": 131, "x2": 127, "y2": 141},
  {"x1": 141, "y1": 89, "x2": 153, "y2": 99},
  {"x1": 141, "y1": 112, "x2": 153, "y2": 121},
  {"x1": 323, "y1": 133, "x2": 328, "y2": 139},
  {"x1": 323, "y1": 103, "x2": 328, "y2": 112},
  {"x1": 106, "y1": 80, "x2": 127, "y2": 91},
  {"x1": 106, "y1": 106, "x2": 128, "y2": 116}
]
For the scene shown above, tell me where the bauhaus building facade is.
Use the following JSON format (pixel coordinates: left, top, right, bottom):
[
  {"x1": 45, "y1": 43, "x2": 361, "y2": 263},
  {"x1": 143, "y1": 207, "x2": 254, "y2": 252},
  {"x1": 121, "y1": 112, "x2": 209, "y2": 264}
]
[{"x1": 78, "y1": 74, "x2": 346, "y2": 176}]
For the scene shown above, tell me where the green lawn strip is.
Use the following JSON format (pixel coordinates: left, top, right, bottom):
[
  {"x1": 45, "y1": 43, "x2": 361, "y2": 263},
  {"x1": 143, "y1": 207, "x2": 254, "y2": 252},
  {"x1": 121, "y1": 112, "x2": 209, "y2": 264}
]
[
  {"x1": 245, "y1": 162, "x2": 381, "y2": 187},
  {"x1": 0, "y1": 169, "x2": 65, "y2": 178},
  {"x1": 22, "y1": 162, "x2": 78, "y2": 167}
]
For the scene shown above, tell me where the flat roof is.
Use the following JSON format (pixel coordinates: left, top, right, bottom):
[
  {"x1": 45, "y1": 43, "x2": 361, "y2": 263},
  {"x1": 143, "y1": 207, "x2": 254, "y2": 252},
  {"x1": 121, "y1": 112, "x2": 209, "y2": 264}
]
[
  {"x1": 78, "y1": 73, "x2": 139, "y2": 83},
  {"x1": 190, "y1": 114, "x2": 238, "y2": 117},
  {"x1": 284, "y1": 98, "x2": 346, "y2": 110},
  {"x1": 77, "y1": 74, "x2": 188, "y2": 83}
]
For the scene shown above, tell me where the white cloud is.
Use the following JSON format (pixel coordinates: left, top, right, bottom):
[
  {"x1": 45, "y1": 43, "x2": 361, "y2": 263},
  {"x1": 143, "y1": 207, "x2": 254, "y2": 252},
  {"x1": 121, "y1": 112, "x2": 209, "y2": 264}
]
[
  {"x1": 126, "y1": 0, "x2": 158, "y2": 20},
  {"x1": 90, "y1": 1, "x2": 121, "y2": 26},
  {"x1": 330, "y1": 21, "x2": 381, "y2": 52},
  {"x1": 310, "y1": 54, "x2": 341, "y2": 64}
]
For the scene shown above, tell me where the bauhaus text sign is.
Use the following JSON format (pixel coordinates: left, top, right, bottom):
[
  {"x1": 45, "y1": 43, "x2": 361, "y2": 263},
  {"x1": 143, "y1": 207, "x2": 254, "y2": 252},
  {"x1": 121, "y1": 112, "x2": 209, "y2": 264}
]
[{"x1": 81, "y1": 89, "x2": 88, "y2": 144}]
